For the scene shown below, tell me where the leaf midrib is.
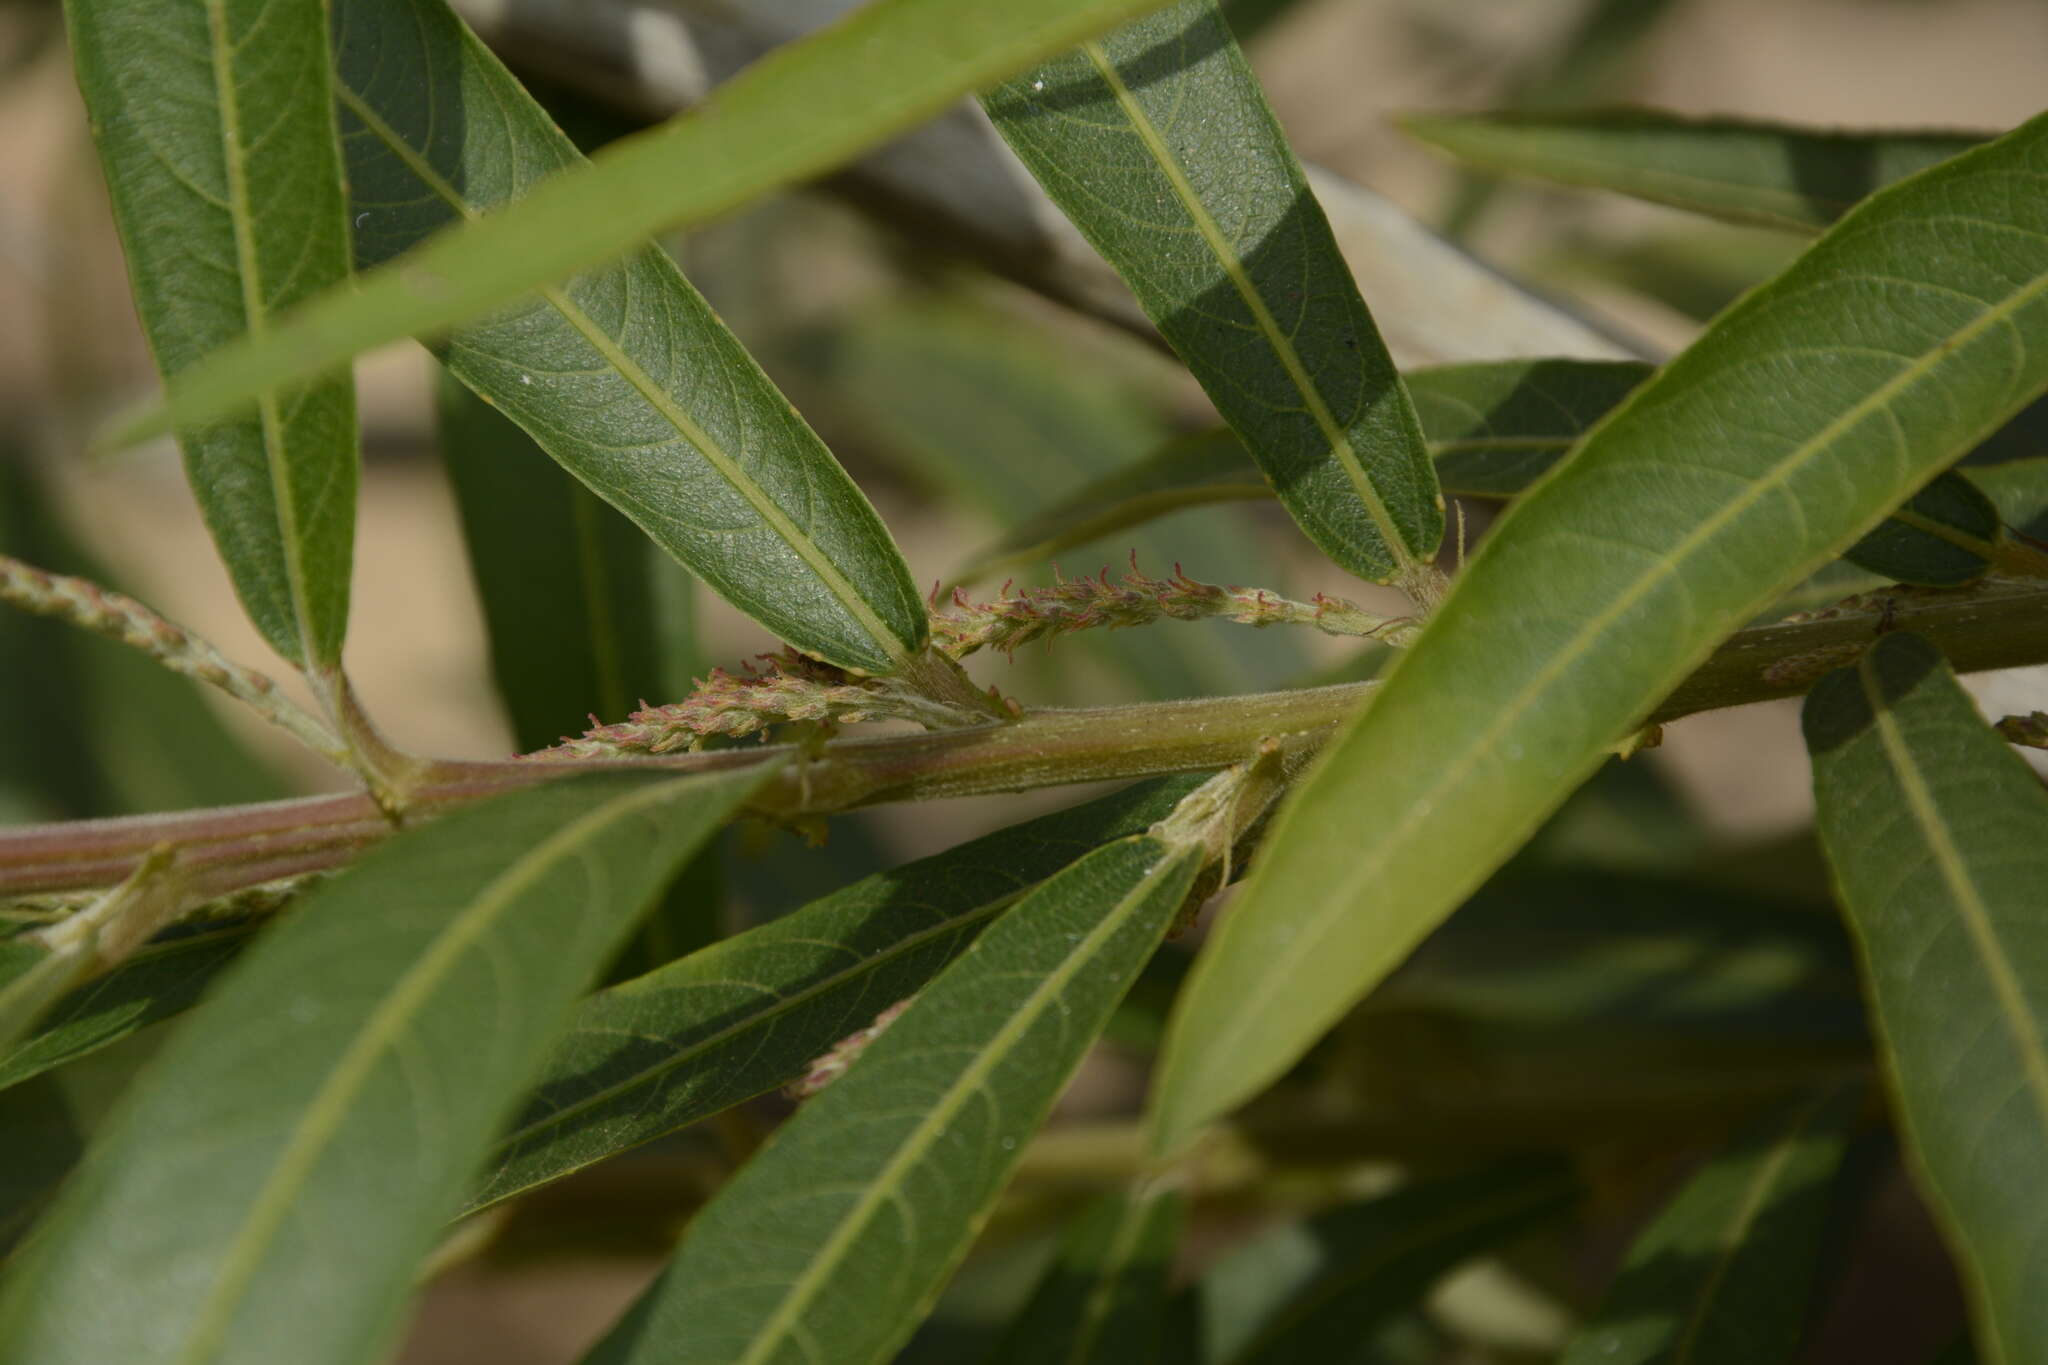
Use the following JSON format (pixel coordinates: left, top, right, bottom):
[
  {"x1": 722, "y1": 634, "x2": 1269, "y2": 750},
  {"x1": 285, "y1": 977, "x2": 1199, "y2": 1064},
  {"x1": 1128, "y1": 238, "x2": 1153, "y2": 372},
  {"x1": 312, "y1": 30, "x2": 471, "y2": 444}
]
[
  {"x1": 171, "y1": 775, "x2": 709, "y2": 1364},
  {"x1": 1171, "y1": 224, "x2": 2048, "y2": 1123},
  {"x1": 1667, "y1": 1085, "x2": 1840, "y2": 1365},
  {"x1": 735, "y1": 839, "x2": 1192, "y2": 1365},
  {"x1": 484, "y1": 889, "x2": 1022, "y2": 1182},
  {"x1": 1859, "y1": 657, "x2": 2048, "y2": 1135},
  {"x1": 333, "y1": 82, "x2": 912, "y2": 668},
  {"x1": 205, "y1": 0, "x2": 320, "y2": 671},
  {"x1": 1076, "y1": 40, "x2": 1419, "y2": 579}
]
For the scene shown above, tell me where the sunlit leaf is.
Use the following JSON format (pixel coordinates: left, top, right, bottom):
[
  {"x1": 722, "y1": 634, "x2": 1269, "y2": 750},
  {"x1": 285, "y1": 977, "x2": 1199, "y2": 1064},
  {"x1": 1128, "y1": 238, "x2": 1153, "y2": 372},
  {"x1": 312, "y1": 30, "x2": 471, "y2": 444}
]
[
  {"x1": 472, "y1": 776, "x2": 1204, "y2": 1212},
  {"x1": 1148, "y1": 112, "x2": 2048, "y2": 1157},
  {"x1": 1407, "y1": 110, "x2": 1984, "y2": 234},
  {"x1": 1805, "y1": 631, "x2": 2048, "y2": 1365},
  {"x1": 336, "y1": 0, "x2": 923, "y2": 673},
  {"x1": 1559, "y1": 1084, "x2": 1860, "y2": 1364},
  {"x1": 992, "y1": 1185, "x2": 1183, "y2": 1365},
  {"x1": 0, "y1": 766, "x2": 772, "y2": 1365},
  {"x1": 67, "y1": 0, "x2": 357, "y2": 669},
  {"x1": 983, "y1": 0, "x2": 1444, "y2": 586},
  {"x1": 114, "y1": 0, "x2": 1185, "y2": 471},
  {"x1": 581, "y1": 833, "x2": 1205, "y2": 1365}
]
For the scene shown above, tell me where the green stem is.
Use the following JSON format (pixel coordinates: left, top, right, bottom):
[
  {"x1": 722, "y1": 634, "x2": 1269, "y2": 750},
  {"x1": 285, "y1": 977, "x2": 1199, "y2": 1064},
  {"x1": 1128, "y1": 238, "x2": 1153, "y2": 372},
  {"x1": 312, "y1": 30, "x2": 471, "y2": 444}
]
[{"x1": 8, "y1": 581, "x2": 2048, "y2": 900}]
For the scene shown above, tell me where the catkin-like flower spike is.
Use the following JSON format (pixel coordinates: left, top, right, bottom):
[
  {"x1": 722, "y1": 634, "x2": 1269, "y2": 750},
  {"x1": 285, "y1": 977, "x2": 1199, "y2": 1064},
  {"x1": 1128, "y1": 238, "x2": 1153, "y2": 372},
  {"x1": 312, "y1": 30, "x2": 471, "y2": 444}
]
[
  {"x1": 928, "y1": 557, "x2": 1421, "y2": 660},
  {"x1": 1997, "y1": 710, "x2": 2048, "y2": 750},
  {"x1": 785, "y1": 997, "x2": 916, "y2": 1100},
  {"x1": 0, "y1": 553, "x2": 347, "y2": 763},
  {"x1": 536, "y1": 650, "x2": 995, "y2": 759}
]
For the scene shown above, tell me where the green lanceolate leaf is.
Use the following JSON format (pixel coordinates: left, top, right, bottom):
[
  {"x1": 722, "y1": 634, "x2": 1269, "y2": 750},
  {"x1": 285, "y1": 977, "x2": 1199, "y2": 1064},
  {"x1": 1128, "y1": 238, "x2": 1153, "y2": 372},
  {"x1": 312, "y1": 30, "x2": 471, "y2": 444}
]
[
  {"x1": 335, "y1": 0, "x2": 921, "y2": 674},
  {"x1": 115, "y1": 0, "x2": 1184, "y2": 461},
  {"x1": 1840, "y1": 470, "x2": 2021, "y2": 586},
  {"x1": 1804, "y1": 631, "x2": 2048, "y2": 1365},
  {"x1": 1147, "y1": 113, "x2": 2048, "y2": 1158},
  {"x1": 1559, "y1": 1084, "x2": 1860, "y2": 1365},
  {"x1": 1410, "y1": 358, "x2": 1655, "y2": 497},
  {"x1": 1405, "y1": 110, "x2": 1984, "y2": 234},
  {"x1": 435, "y1": 374, "x2": 669, "y2": 748},
  {"x1": 958, "y1": 359, "x2": 1654, "y2": 583},
  {"x1": 0, "y1": 922, "x2": 256, "y2": 1092},
  {"x1": 992, "y1": 1185, "x2": 1184, "y2": 1365},
  {"x1": 1186, "y1": 1159, "x2": 1575, "y2": 1365},
  {"x1": 982, "y1": 0, "x2": 1444, "y2": 587},
  {"x1": 582, "y1": 834, "x2": 1205, "y2": 1365},
  {"x1": 470, "y1": 776, "x2": 1206, "y2": 1212},
  {"x1": 0, "y1": 766, "x2": 774, "y2": 1365},
  {"x1": 65, "y1": 0, "x2": 357, "y2": 670}
]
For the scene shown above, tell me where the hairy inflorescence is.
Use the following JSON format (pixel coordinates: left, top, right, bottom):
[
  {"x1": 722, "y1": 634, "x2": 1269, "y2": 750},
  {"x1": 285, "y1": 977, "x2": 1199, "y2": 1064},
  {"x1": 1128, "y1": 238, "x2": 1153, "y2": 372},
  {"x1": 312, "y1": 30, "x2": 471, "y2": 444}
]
[
  {"x1": 537, "y1": 650, "x2": 1008, "y2": 758},
  {"x1": 928, "y1": 559, "x2": 1419, "y2": 661}
]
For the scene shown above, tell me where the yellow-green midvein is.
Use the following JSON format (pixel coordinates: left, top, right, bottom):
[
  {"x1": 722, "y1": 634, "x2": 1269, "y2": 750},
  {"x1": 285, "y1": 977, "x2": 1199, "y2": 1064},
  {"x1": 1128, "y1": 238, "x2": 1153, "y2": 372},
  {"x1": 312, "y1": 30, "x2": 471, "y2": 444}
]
[
  {"x1": 1078, "y1": 40, "x2": 1425, "y2": 584},
  {"x1": 335, "y1": 84, "x2": 913, "y2": 669}
]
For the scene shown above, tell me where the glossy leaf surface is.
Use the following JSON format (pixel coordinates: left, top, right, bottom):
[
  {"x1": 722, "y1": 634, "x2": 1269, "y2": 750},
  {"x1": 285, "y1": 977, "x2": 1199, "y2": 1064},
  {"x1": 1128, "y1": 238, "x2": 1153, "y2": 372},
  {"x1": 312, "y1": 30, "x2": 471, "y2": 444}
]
[
  {"x1": 583, "y1": 834, "x2": 1203, "y2": 1365},
  {"x1": 0, "y1": 767, "x2": 771, "y2": 1365},
  {"x1": 66, "y1": 0, "x2": 357, "y2": 669},
  {"x1": 119, "y1": 0, "x2": 1183, "y2": 461},
  {"x1": 983, "y1": 0, "x2": 1443, "y2": 584},
  {"x1": 992, "y1": 1186, "x2": 1184, "y2": 1365},
  {"x1": 471, "y1": 777, "x2": 1205, "y2": 1211},
  {"x1": 1149, "y1": 113, "x2": 2048, "y2": 1156},
  {"x1": 1806, "y1": 632, "x2": 2048, "y2": 1364},
  {"x1": 1406, "y1": 110, "x2": 1983, "y2": 233},
  {"x1": 1559, "y1": 1084, "x2": 1859, "y2": 1364},
  {"x1": 335, "y1": 0, "x2": 922, "y2": 673}
]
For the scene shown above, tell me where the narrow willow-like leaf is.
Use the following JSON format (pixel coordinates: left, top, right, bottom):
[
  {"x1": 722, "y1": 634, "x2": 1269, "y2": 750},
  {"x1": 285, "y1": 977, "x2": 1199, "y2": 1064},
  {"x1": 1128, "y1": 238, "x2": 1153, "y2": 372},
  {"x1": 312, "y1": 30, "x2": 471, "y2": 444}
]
[
  {"x1": 1559, "y1": 1084, "x2": 1859, "y2": 1364},
  {"x1": 471, "y1": 776, "x2": 1204, "y2": 1212},
  {"x1": 116, "y1": 0, "x2": 1183, "y2": 459},
  {"x1": 1148, "y1": 113, "x2": 2048, "y2": 1157},
  {"x1": 991, "y1": 1185, "x2": 1184, "y2": 1365},
  {"x1": 334, "y1": 0, "x2": 921, "y2": 674},
  {"x1": 583, "y1": 834, "x2": 1204, "y2": 1365},
  {"x1": 982, "y1": 0, "x2": 1443, "y2": 586},
  {"x1": 1186, "y1": 1160, "x2": 1574, "y2": 1365},
  {"x1": 1805, "y1": 631, "x2": 2048, "y2": 1365},
  {"x1": 1842, "y1": 472, "x2": 2003, "y2": 585},
  {"x1": 435, "y1": 375, "x2": 668, "y2": 748},
  {"x1": 0, "y1": 923, "x2": 254, "y2": 1092},
  {"x1": 1406, "y1": 110, "x2": 1984, "y2": 234},
  {"x1": 0, "y1": 766, "x2": 773, "y2": 1365},
  {"x1": 958, "y1": 360, "x2": 1653, "y2": 583},
  {"x1": 66, "y1": 0, "x2": 357, "y2": 670}
]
